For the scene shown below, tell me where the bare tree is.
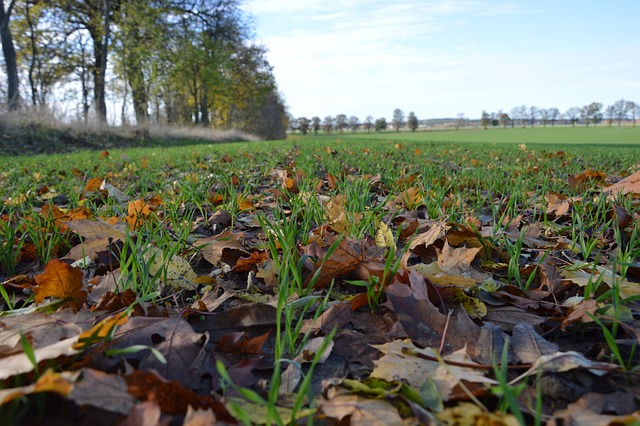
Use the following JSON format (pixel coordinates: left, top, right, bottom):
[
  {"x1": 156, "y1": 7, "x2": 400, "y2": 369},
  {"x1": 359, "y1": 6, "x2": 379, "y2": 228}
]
[
  {"x1": 529, "y1": 106, "x2": 538, "y2": 127},
  {"x1": 605, "y1": 105, "x2": 615, "y2": 127},
  {"x1": 539, "y1": 108, "x2": 549, "y2": 127},
  {"x1": 456, "y1": 113, "x2": 465, "y2": 129},
  {"x1": 548, "y1": 108, "x2": 560, "y2": 127},
  {"x1": 335, "y1": 114, "x2": 347, "y2": 133},
  {"x1": 565, "y1": 107, "x2": 580, "y2": 126},
  {"x1": 363, "y1": 115, "x2": 373, "y2": 132}
]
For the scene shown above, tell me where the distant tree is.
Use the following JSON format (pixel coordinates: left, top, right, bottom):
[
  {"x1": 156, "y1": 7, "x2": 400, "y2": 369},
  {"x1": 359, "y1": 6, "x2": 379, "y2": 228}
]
[
  {"x1": 566, "y1": 107, "x2": 580, "y2": 126},
  {"x1": 490, "y1": 112, "x2": 499, "y2": 128},
  {"x1": 605, "y1": 105, "x2": 615, "y2": 127},
  {"x1": 631, "y1": 102, "x2": 639, "y2": 127},
  {"x1": 499, "y1": 112, "x2": 510, "y2": 128},
  {"x1": 335, "y1": 114, "x2": 347, "y2": 133},
  {"x1": 480, "y1": 110, "x2": 490, "y2": 129},
  {"x1": 287, "y1": 113, "x2": 298, "y2": 133},
  {"x1": 407, "y1": 111, "x2": 418, "y2": 132},
  {"x1": 613, "y1": 99, "x2": 634, "y2": 127},
  {"x1": 625, "y1": 101, "x2": 636, "y2": 122},
  {"x1": 580, "y1": 105, "x2": 591, "y2": 127},
  {"x1": 375, "y1": 117, "x2": 387, "y2": 131},
  {"x1": 509, "y1": 107, "x2": 519, "y2": 128},
  {"x1": 298, "y1": 116, "x2": 309, "y2": 135},
  {"x1": 363, "y1": 115, "x2": 374, "y2": 132},
  {"x1": 456, "y1": 113, "x2": 465, "y2": 130},
  {"x1": 517, "y1": 105, "x2": 528, "y2": 127},
  {"x1": 392, "y1": 108, "x2": 405, "y2": 132},
  {"x1": 529, "y1": 106, "x2": 538, "y2": 126},
  {"x1": 547, "y1": 108, "x2": 560, "y2": 127},
  {"x1": 539, "y1": 108, "x2": 549, "y2": 127},
  {"x1": 590, "y1": 102, "x2": 603, "y2": 126},
  {"x1": 348, "y1": 115, "x2": 360, "y2": 132},
  {"x1": 322, "y1": 115, "x2": 334, "y2": 133},
  {"x1": 311, "y1": 116, "x2": 321, "y2": 134}
]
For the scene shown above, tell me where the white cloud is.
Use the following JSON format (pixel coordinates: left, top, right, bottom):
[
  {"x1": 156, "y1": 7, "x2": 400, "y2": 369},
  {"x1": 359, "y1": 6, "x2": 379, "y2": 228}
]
[{"x1": 247, "y1": 0, "x2": 639, "y2": 119}]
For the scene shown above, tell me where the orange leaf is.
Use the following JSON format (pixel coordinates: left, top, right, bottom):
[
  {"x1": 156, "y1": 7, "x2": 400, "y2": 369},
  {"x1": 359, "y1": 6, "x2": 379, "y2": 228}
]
[
  {"x1": 34, "y1": 259, "x2": 86, "y2": 311},
  {"x1": 85, "y1": 177, "x2": 103, "y2": 192},
  {"x1": 74, "y1": 312, "x2": 129, "y2": 350}
]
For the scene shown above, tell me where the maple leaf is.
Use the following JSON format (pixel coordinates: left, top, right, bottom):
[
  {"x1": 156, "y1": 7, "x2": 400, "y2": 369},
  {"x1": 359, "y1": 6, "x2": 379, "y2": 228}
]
[{"x1": 34, "y1": 259, "x2": 87, "y2": 311}]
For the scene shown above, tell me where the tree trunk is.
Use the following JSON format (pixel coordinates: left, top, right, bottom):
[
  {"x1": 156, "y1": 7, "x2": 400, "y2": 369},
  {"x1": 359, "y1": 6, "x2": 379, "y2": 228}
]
[{"x1": 0, "y1": 0, "x2": 20, "y2": 110}]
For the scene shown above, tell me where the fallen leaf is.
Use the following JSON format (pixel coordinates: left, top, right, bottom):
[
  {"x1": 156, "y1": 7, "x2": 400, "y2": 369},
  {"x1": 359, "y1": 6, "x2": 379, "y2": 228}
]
[
  {"x1": 0, "y1": 369, "x2": 74, "y2": 406},
  {"x1": 34, "y1": 259, "x2": 87, "y2": 311},
  {"x1": 320, "y1": 394, "x2": 404, "y2": 425}
]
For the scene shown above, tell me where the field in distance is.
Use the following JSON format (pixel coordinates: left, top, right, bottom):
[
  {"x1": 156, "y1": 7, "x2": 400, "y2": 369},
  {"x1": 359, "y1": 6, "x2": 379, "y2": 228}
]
[{"x1": 291, "y1": 125, "x2": 640, "y2": 146}]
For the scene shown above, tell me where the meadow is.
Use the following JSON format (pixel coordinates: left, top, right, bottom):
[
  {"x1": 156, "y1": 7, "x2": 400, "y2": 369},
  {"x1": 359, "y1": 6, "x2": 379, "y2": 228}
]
[{"x1": 0, "y1": 125, "x2": 639, "y2": 424}]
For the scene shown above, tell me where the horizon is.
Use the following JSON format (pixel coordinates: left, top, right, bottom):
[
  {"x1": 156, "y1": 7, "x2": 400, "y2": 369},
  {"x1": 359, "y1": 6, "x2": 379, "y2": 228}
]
[{"x1": 244, "y1": 0, "x2": 640, "y2": 121}]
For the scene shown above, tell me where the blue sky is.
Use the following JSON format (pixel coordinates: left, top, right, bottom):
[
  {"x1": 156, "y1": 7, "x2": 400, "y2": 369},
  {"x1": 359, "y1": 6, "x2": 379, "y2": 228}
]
[{"x1": 243, "y1": 0, "x2": 639, "y2": 120}]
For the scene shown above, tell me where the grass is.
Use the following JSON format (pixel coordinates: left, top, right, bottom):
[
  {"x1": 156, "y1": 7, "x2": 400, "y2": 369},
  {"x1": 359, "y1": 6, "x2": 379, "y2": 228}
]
[
  {"x1": 1, "y1": 124, "x2": 640, "y2": 423},
  {"x1": 303, "y1": 124, "x2": 640, "y2": 146}
]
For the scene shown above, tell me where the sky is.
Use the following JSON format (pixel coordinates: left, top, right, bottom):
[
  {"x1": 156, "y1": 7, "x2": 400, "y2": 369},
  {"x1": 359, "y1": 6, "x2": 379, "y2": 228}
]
[{"x1": 243, "y1": 0, "x2": 640, "y2": 120}]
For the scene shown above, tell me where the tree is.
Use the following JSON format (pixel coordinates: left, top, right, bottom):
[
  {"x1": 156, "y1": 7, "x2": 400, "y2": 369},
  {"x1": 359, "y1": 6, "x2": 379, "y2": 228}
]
[
  {"x1": 407, "y1": 111, "x2": 418, "y2": 132},
  {"x1": 363, "y1": 115, "x2": 373, "y2": 133},
  {"x1": 499, "y1": 112, "x2": 510, "y2": 128},
  {"x1": 565, "y1": 107, "x2": 580, "y2": 126},
  {"x1": 375, "y1": 117, "x2": 387, "y2": 131},
  {"x1": 589, "y1": 102, "x2": 603, "y2": 126},
  {"x1": 517, "y1": 105, "x2": 527, "y2": 127},
  {"x1": 297, "y1": 116, "x2": 309, "y2": 135},
  {"x1": 480, "y1": 110, "x2": 490, "y2": 129},
  {"x1": 392, "y1": 108, "x2": 405, "y2": 132},
  {"x1": 539, "y1": 108, "x2": 549, "y2": 127},
  {"x1": 322, "y1": 115, "x2": 334, "y2": 133},
  {"x1": 547, "y1": 108, "x2": 560, "y2": 127},
  {"x1": 335, "y1": 114, "x2": 347, "y2": 133},
  {"x1": 0, "y1": 0, "x2": 20, "y2": 109},
  {"x1": 613, "y1": 99, "x2": 633, "y2": 127},
  {"x1": 287, "y1": 113, "x2": 298, "y2": 133},
  {"x1": 605, "y1": 104, "x2": 615, "y2": 127},
  {"x1": 529, "y1": 106, "x2": 538, "y2": 127},
  {"x1": 456, "y1": 113, "x2": 465, "y2": 130},
  {"x1": 311, "y1": 116, "x2": 321, "y2": 134},
  {"x1": 348, "y1": 115, "x2": 360, "y2": 133}
]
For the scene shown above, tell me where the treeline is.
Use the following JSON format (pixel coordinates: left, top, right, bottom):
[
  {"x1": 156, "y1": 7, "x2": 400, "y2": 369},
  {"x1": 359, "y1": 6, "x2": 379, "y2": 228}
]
[
  {"x1": 478, "y1": 100, "x2": 638, "y2": 129},
  {"x1": 0, "y1": 0, "x2": 286, "y2": 139},
  {"x1": 287, "y1": 109, "x2": 420, "y2": 134}
]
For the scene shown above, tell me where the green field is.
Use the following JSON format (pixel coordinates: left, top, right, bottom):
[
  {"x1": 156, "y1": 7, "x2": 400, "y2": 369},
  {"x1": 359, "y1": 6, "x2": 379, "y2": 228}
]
[
  {"x1": 1, "y1": 125, "x2": 640, "y2": 424},
  {"x1": 293, "y1": 124, "x2": 640, "y2": 147}
]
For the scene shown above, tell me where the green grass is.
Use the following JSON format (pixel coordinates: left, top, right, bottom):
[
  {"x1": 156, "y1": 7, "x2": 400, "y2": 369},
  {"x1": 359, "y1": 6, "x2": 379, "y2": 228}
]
[
  {"x1": 295, "y1": 125, "x2": 640, "y2": 146},
  {"x1": 1, "y1": 124, "x2": 640, "y2": 423}
]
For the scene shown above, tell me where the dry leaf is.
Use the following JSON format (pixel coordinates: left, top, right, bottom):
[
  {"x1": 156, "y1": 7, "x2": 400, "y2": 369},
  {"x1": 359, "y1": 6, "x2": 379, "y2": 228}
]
[{"x1": 34, "y1": 259, "x2": 87, "y2": 311}]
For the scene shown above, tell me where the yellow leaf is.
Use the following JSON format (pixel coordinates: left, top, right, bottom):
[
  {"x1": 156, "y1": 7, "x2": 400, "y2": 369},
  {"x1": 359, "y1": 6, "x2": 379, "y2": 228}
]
[
  {"x1": 375, "y1": 220, "x2": 394, "y2": 248},
  {"x1": 142, "y1": 245, "x2": 198, "y2": 290}
]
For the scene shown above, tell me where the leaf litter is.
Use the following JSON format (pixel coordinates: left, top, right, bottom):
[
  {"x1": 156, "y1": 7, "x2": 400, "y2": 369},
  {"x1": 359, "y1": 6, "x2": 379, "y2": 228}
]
[{"x1": 1, "y1": 140, "x2": 640, "y2": 424}]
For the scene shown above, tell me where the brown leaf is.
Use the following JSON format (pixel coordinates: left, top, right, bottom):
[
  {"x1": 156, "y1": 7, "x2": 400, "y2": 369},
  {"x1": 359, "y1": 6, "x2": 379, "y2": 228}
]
[
  {"x1": 218, "y1": 331, "x2": 270, "y2": 355},
  {"x1": 34, "y1": 259, "x2": 87, "y2": 311},
  {"x1": 70, "y1": 368, "x2": 134, "y2": 415},
  {"x1": 197, "y1": 230, "x2": 250, "y2": 267},
  {"x1": 119, "y1": 401, "x2": 163, "y2": 426},
  {"x1": 233, "y1": 250, "x2": 268, "y2": 272},
  {"x1": 125, "y1": 370, "x2": 233, "y2": 420},
  {"x1": 401, "y1": 221, "x2": 449, "y2": 267},
  {"x1": 561, "y1": 299, "x2": 598, "y2": 331},
  {"x1": 183, "y1": 406, "x2": 218, "y2": 426},
  {"x1": 603, "y1": 169, "x2": 640, "y2": 196},
  {"x1": 436, "y1": 240, "x2": 482, "y2": 273}
]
